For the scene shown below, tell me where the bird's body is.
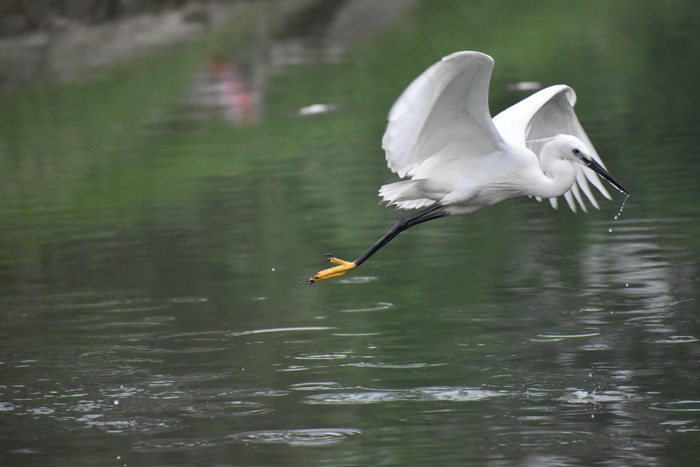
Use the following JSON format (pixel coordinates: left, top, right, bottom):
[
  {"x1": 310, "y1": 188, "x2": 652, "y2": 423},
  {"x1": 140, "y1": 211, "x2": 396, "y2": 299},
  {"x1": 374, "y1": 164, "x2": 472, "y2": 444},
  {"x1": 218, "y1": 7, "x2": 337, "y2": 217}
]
[
  {"x1": 308, "y1": 51, "x2": 628, "y2": 283},
  {"x1": 380, "y1": 135, "x2": 591, "y2": 215}
]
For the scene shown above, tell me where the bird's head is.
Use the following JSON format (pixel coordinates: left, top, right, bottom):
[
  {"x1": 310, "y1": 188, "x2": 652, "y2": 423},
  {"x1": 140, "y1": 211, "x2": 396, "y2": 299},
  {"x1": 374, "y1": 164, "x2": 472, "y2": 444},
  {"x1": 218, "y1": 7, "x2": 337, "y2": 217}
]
[{"x1": 551, "y1": 135, "x2": 629, "y2": 195}]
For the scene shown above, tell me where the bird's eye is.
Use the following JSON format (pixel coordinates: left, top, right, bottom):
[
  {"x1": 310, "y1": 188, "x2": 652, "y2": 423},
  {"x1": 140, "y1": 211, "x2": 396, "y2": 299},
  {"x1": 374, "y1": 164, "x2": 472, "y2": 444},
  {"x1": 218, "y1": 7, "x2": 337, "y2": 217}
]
[{"x1": 572, "y1": 148, "x2": 581, "y2": 156}]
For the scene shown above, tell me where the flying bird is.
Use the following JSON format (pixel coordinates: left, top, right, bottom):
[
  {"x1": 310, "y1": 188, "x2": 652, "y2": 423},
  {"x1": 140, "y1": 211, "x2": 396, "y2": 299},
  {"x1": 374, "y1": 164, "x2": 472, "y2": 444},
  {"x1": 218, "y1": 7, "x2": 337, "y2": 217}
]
[{"x1": 308, "y1": 51, "x2": 628, "y2": 283}]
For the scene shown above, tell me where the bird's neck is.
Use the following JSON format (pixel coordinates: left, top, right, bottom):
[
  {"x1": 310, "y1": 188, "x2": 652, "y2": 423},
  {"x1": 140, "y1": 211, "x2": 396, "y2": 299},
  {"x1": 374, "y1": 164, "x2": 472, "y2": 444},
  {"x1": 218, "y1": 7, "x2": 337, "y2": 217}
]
[{"x1": 527, "y1": 153, "x2": 577, "y2": 199}]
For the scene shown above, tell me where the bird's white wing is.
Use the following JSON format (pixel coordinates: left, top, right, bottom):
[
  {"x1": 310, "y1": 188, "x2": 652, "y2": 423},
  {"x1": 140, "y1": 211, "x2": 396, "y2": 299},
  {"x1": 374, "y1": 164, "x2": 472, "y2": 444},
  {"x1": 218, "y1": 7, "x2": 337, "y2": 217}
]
[
  {"x1": 382, "y1": 51, "x2": 508, "y2": 178},
  {"x1": 493, "y1": 85, "x2": 612, "y2": 212}
]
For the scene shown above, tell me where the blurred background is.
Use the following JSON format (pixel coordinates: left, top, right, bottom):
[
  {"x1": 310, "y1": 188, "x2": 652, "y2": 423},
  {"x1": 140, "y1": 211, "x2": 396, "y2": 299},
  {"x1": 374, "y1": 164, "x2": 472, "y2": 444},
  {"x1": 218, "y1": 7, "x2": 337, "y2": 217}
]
[{"x1": 1, "y1": 1, "x2": 699, "y2": 465}]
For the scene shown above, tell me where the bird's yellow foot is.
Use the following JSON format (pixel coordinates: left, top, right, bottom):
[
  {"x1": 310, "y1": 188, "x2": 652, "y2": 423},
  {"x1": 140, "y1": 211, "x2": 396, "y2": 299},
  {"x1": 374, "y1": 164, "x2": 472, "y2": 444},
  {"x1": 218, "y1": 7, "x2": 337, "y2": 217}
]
[{"x1": 307, "y1": 256, "x2": 357, "y2": 284}]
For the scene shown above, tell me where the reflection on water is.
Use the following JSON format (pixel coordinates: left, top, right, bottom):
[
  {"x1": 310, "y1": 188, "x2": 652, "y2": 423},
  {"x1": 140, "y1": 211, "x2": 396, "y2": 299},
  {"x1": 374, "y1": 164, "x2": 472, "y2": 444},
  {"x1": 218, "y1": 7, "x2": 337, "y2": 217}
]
[
  {"x1": 2, "y1": 219, "x2": 697, "y2": 463},
  {"x1": 582, "y1": 217, "x2": 696, "y2": 343},
  {"x1": 2, "y1": 164, "x2": 698, "y2": 463},
  {"x1": 1, "y1": 205, "x2": 698, "y2": 465},
  {"x1": 188, "y1": 56, "x2": 261, "y2": 126}
]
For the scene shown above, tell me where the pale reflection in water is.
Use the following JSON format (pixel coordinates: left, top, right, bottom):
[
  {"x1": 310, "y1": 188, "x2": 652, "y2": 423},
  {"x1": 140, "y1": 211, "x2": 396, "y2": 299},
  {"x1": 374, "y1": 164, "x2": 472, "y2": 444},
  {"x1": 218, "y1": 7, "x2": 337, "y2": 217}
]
[{"x1": 581, "y1": 218, "x2": 696, "y2": 337}]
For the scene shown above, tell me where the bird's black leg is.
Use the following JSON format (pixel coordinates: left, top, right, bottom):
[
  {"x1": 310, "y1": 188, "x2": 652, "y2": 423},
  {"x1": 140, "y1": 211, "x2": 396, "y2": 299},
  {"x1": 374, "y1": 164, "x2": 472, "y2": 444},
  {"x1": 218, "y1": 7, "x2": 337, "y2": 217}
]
[
  {"x1": 354, "y1": 203, "x2": 447, "y2": 266},
  {"x1": 307, "y1": 204, "x2": 447, "y2": 283}
]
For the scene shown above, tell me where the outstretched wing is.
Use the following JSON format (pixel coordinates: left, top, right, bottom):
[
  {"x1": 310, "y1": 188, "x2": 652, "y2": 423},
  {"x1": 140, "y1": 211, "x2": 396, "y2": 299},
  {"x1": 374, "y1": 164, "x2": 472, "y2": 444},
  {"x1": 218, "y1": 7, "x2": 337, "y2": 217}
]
[
  {"x1": 493, "y1": 85, "x2": 612, "y2": 212},
  {"x1": 382, "y1": 51, "x2": 508, "y2": 179}
]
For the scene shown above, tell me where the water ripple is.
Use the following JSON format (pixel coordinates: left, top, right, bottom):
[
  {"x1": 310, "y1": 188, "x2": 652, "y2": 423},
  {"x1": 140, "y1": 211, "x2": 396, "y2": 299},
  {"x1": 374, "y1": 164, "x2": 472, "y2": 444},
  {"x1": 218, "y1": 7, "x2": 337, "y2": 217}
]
[
  {"x1": 294, "y1": 352, "x2": 350, "y2": 361},
  {"x1": 289, "y1": 382, "x2": 347, "y2": 391},
  {"x1": 337, "y1": 275, "x2": 378, "y2": 284},
  {"x1": 230, "y1": 428, "x2": 361, "y2": 445},
  {"x1": 182, "y1": 399, "x2": 272, "y2": 418},
  {"x1": 303, "y1": 386, "x2": 506, "y2": 405},
  {"x1": 229, "y1": 326, "x2": 335, "y2": 337},
  {"x1": 342, "y1": 361, "x2": 446, "y2": 369},
  {"x1": 531, "y1": 332, "x2": 600, "y2": 342},
  {"x1": 650, "y1": 400, "x2": 700, "y2": 412},
  {"x1": 341, "y1": 301, "x2": 393, "y2": 313},
  {"x1": 133, "y1": 438, "x2": 217, "y2": 452},
  {"x1": 652, "y1": 335, "x2": 698, "y2": 344},
  {"x1": 560, "y1": 389, "x2": 634, "y2": 404}
]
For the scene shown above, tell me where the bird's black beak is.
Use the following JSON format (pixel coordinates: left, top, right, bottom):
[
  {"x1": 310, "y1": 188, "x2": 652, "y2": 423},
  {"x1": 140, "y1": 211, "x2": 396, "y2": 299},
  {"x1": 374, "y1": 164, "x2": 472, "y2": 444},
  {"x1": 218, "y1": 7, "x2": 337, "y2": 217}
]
[{"x1": 584, "y1": 157, "x2": 629, "y2": 195}]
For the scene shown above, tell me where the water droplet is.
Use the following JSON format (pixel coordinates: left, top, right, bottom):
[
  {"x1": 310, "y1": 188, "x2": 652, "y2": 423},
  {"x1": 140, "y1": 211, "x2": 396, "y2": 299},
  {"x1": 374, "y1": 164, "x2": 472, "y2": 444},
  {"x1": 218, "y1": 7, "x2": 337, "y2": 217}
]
[{"x1": 613, "y1": 195, "x2": 628, "y2": 221}]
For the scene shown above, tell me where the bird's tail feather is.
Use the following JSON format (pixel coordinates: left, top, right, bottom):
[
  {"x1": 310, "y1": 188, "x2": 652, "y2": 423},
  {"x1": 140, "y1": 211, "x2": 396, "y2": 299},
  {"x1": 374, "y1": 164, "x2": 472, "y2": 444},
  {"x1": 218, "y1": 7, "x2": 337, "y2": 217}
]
[{"x1": 379, "y1": 179, "x2": 435, "y2": 210}]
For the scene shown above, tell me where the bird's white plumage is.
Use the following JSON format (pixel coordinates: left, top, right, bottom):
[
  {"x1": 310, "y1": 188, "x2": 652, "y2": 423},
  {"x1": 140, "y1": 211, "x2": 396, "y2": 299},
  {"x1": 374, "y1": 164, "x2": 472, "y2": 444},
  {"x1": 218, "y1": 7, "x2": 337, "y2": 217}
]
[
  {"x1": 492, "y1": 85, "x2": 612, "y2": 212},
  {"x1": 382, "y1": 52, "x2": 506, "y2": 179},
  {"x1": 380, "y1": 51, "x2": 616, "y2": 214}
]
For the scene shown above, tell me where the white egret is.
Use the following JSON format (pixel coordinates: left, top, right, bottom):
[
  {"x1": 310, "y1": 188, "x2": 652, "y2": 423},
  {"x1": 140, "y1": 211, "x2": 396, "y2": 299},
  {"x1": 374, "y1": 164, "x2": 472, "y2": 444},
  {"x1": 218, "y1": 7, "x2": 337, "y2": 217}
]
[{"x1": 308, "y1": 51, "x2": 628, "y2": 283}]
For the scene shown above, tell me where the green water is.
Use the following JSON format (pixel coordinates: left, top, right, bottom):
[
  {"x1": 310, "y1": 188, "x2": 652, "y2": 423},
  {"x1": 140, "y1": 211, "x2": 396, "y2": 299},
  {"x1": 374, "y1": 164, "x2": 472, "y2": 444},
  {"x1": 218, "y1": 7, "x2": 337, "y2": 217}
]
[{"x1": 1, "y1": 1, "x2": 699, "y2": 465}]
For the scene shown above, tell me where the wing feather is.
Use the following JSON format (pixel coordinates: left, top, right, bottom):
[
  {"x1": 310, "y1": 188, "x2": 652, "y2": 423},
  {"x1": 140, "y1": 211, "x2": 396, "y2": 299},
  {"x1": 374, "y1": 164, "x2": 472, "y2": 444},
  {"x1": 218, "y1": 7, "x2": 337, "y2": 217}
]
[
  {"x1": 493, "y1": 85, "x2": 612, "y2": 212},
  {"x1": 382, "y1": 51, "x2": 507, "y2": 178}
]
